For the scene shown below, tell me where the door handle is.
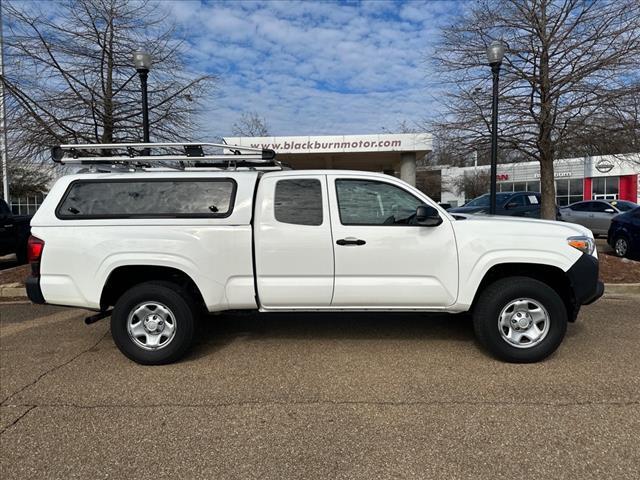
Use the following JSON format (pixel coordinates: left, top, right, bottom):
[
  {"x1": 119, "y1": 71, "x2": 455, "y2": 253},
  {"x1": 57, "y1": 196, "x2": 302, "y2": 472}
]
[{"x1": 336, "y1": 237, "x2": 366, "y2": 246}]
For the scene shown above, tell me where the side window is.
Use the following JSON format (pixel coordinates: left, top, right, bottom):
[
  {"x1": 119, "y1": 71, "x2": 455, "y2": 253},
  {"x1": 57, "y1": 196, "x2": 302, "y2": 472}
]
[
  {"x1": 507, "y1": 195, "x2": 526, "y2": 207},
  {"x1": 274, "y1": 179, "x2": 323, "y2": 226},
  {"x1": 57, "y1": 179, "x2": 236, "y2": 218},
  {"x1": 591, "y1": 202, "x2": 610, "y2": 213},
  {"x1": 570, "y1": 203, "x2": 587, "y2": 211},
  {"x1": 335, "y1": 179, "x2": 422, "y2": 225}
]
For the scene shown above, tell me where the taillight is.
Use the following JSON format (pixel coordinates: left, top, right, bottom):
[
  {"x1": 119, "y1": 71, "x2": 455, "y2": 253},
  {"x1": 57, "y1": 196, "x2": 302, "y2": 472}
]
[{"x1": 27, "y1": 235, "x2": 45, "y2": 270}]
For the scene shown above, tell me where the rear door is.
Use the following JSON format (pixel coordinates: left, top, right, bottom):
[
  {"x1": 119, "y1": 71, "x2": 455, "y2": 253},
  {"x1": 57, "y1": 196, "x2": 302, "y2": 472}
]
[
  {"x1": 327, "y1": 174, "x2": 458, "y2": 308},
  {"x1": 254, "y1": 173, "x2": 334, "y2": 308},
  {"x1": 567, "y1": 202, "x2": 592, "y2": 228}
]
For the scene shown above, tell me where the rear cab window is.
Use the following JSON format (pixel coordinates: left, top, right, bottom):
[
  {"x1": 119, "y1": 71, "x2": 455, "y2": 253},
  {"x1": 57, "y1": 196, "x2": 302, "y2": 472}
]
[
  {"x1": 274, "y1": 178, "x2": 323, "y2": 226},
  {"x1": 56, "y1": 178, "x2": 237, "y2": 219}
]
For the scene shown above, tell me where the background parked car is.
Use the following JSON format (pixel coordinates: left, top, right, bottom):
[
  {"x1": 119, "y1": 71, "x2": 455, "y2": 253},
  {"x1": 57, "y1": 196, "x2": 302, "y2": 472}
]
[
  {"x1": 448, "y1": 191, "x2": 558, "y2": 219},
  {"x1": 607, "y1": 206, "x2": 640, "y2": 258},
  {"x1": 0, "y1": 198, "x2": 32, "y2": 264},
  {"x1": 560, "y1": 200, "x2": 638, "y2": 236}
]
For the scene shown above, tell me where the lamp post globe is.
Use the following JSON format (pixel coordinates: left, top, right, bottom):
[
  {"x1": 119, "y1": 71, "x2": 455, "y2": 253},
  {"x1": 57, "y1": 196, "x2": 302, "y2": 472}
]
[
  {"x1": 133, "y1": 50, "x2": 152, "y2": 148},
  {"x1": 486, "y1": 40, "x2": 506, "y2": 215},
  {"x1": 133, "y1": 51, "x2": 152, "y2": 72},
  {"x1": 486, "y1": 40, "x2": 506, "y2": 66}
]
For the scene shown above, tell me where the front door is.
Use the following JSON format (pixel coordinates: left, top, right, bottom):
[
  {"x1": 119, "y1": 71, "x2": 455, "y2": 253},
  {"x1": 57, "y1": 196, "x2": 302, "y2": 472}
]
[
  {"x1": 590, "y1": 201, "x2": 617, "y2": 234},
  {"x1": 327, "y1": 175, "x2": 458, "y2": 308},
  {"x1": 254, "y1": 174, "x2": 334, "y2": 308}
]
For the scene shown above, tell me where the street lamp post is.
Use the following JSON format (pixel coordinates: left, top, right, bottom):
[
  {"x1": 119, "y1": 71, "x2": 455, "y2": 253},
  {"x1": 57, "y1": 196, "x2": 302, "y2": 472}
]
[
  {"x1": 486, "y1": 40, "x2": 506, "y2": 215},
  {"x1": 0, "y1": 10, "x2": 10, "y2": 202},
  {"x1": 133, "y1": 51, "x2": 152, "y2": 151}
]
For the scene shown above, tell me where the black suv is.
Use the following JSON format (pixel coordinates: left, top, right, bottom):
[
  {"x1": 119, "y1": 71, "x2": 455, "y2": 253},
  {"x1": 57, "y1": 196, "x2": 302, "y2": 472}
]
[
  {"x1": 0, "y1": 199, "x2": 32, "y2": 264},
  {"x1": 449, "y1": 192, "x2": 557, "y2": 219}
]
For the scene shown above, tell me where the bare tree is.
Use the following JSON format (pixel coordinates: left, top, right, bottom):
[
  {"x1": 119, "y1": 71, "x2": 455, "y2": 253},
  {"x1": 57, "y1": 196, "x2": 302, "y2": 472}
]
[
  {"x1": 416, "y1": 169, "x2": 444, "y2": 200},
  {"x1": 558, "y1": 95, "x2": 640, "y2": 158},
  {"x1": 381, "y1": 120, "x2": 422, "y2": 135},
  {"x1": 231, "y1": 112, "x2": 270, "y2": 137},
  {"x1": 2, "y1": 0, "x2": 215, "y2": 167},
  {"x1": 4, "y1": 161, "x2": 51, "y2": 197},
  {"x1": 453, "y1": 169, "x2": 491, "y2": 200},
  {"x1": 432, "y1": 0, "x2": 640, "y2": 218}
]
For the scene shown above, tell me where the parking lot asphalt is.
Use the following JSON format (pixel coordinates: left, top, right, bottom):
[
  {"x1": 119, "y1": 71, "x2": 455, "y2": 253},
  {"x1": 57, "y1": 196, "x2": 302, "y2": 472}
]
[{"x1": 1, "y1": 295, "x2": 639, "y2": 480}]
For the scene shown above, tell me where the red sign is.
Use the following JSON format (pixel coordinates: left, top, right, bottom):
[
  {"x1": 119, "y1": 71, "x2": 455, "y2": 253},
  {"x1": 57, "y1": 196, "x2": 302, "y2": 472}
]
[{"x1": 497, "y1": 174, "x2": 509, "y2": 181}]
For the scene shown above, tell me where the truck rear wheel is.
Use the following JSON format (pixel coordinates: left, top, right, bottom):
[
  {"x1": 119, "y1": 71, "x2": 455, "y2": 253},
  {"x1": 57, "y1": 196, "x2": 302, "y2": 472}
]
[
  {"x1": 473, "y1": 277, "x2": 567, "y2": 363},
  {"x1": 111, "y1": 281, "x2": 196, "y2": 365}
]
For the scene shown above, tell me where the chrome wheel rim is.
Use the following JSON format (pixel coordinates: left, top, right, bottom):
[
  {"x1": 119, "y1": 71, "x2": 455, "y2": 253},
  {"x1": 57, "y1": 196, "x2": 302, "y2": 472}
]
[
  {"x1": 615, "y1": 238, "x2": 628, "y2": 257},
  {"x1": 498, "y1": 298, "x2": 550, "y2": 349},
  {"x1": 127, "y1": 302, "x2": 177, "y2": 351}
]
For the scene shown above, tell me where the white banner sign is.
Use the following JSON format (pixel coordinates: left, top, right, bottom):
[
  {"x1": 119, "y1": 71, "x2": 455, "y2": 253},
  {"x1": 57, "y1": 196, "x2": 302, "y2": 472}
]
[{"x1": 223, "y1": 133, "x2": 432, "y2": 155}]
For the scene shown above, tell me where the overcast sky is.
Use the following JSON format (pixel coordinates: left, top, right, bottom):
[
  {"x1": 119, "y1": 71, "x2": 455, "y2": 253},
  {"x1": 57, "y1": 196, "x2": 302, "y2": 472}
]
[{"x1": 162, "y1": 0, "x2": 463, "y2": 138}]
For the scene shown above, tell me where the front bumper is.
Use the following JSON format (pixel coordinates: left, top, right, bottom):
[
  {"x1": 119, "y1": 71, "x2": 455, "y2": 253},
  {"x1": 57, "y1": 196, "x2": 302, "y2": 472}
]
[{"x1": 566, "y1": 253, "x2": 604, "y2": 306}]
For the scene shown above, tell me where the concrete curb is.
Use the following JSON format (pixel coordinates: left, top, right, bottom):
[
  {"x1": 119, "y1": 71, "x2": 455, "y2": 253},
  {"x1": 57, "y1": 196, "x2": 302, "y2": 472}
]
[
  {"x1": 0, "y1": 283, "x2": 27, "y2": 298},
  {"x1": 604, "y1": 283, "x2": 640, "y2": 295}
]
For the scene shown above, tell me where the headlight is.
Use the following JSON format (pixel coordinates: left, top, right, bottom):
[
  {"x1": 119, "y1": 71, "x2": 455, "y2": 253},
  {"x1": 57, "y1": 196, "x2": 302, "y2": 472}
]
[{"x1": 567, "y1": 235, "x2": 595, "y2": 255}]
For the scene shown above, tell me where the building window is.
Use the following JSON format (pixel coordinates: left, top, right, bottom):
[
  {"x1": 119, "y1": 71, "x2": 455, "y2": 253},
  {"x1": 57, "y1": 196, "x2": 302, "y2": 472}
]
[
  {"x1": 9, "y1": 193, "x2": 46, "y2": 215},
  {"x1": 498, "y1": 181, "x2": 540, "y2": 193},
  {"x1": 527, "y1": 181, "x2": 540, "y2": 192},
  {"x1": 274, "y1": 179, "x2": 323, "y2": 226},
  {"x1": 555, "y1": 178, "x2": 583, "y2": 206},
  {"x1": 592, "y1": 176, "x2": 619, "y2": 200}
]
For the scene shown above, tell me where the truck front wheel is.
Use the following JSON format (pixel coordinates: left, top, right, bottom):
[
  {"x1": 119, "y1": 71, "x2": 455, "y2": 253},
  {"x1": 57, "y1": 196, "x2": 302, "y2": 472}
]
[
  {"x1": 473, "y1": 277, "x2": 567, "y2": 363},
  {"x1": 111, "y1": 281, "x2": 197, "y2": 365}
]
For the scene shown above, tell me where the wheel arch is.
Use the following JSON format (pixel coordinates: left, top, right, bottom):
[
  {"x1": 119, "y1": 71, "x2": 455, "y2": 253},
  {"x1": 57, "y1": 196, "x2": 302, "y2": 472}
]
[
  {"x1": 100, "y1": 265, "x2": 206, "y2": 312},
  {"x1": 470, "y1": 263, "x2": 576, "y2": 322}
]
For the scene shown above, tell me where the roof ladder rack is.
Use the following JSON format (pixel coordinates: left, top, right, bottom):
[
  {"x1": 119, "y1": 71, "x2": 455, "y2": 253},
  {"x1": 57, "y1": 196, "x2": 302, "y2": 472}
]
[{"x1": 50, "y1": 142, "x2": 280, "y2": 170}]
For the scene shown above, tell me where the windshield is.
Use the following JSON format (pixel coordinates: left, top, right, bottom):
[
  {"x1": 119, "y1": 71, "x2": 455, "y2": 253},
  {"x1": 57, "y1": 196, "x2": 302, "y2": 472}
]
[
  {"x1": 609, "y1": 200, "x2": 637, "y2": 212},
  {"x1": 465, "y1": 193, "x2": 513, "y2": 207}
]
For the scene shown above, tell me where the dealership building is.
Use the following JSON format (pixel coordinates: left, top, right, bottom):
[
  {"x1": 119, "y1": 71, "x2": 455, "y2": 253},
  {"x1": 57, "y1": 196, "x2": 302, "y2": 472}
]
[
  {"x1": 440, "y1": 154, "x2": 640, "y2": 207},
  {"x1": 224, "y1": 133, "x2": 639, "y2": 206}
]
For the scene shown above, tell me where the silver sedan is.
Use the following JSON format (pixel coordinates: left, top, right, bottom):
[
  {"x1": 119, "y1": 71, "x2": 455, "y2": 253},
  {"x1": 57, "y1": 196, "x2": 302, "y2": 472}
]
[{"x1": 560, "y1": 200, "x2": 638, "y2": 236}]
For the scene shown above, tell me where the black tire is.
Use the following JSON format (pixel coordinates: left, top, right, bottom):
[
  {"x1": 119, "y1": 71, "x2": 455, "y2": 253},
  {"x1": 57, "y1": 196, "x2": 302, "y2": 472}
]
[
  {"x1": 613, "y1": 235, "x2": 630, "y2": 258},
  {"x1": 473, "y1": 277, "x2": 567, "y2": 363},
  {"x1": 111, "y1": 281, "x2": 197, "y2": 365}
]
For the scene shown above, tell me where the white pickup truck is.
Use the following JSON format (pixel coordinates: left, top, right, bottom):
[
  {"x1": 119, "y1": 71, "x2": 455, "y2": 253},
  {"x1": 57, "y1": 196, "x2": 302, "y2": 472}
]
[{"x1": 26, "y1": 143, "x2": 603, "y2": 365}]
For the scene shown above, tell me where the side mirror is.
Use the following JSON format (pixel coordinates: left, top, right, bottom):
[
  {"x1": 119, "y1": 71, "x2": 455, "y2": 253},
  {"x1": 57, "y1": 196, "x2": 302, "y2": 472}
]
[
  {"x1": 604, "y1": 208, "x2": 616, "y2": 214},
  {"x1": 416, "y1": 205, "x2": 442, "y2": 227}
]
